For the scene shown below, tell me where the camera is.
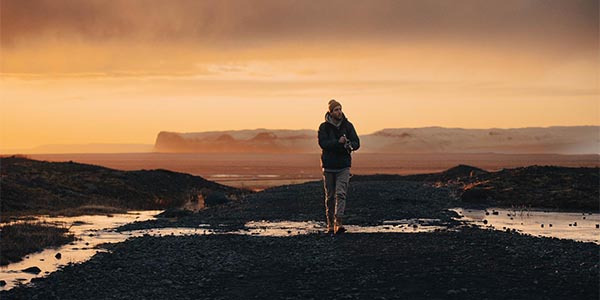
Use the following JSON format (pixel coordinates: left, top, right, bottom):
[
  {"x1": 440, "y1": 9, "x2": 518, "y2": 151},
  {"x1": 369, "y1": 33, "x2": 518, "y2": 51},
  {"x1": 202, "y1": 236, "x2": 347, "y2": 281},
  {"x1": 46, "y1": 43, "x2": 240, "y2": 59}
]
[{"x1": 343, "y1": 134, "x2": 354, "y2": 154}]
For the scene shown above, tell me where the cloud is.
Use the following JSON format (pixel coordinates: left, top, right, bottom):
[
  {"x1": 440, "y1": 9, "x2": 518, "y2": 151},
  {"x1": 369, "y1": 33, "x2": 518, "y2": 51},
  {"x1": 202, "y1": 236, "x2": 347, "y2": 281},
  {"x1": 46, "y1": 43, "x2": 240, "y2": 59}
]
[
  {"x1": 2, "y1": 0, "x2": 597, "y2": 49},
  {"x1": 1, "y1": 0, "x2": 597, "y2": 81}
]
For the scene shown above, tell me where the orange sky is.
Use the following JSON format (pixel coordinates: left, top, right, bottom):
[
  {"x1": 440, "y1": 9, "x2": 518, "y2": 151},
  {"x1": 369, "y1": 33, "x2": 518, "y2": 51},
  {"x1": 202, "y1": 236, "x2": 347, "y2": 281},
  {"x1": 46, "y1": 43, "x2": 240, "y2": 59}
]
[{"x1": 1, "y1": 0, "x2": 598, "y2": 151}]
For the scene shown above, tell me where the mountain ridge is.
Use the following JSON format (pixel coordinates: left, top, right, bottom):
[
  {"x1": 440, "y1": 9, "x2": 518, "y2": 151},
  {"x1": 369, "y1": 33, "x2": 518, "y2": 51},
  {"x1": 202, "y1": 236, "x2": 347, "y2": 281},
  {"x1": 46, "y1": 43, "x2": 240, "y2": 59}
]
[{"x1": 154, "y1": 126, "x2": 599, "y2": 154}]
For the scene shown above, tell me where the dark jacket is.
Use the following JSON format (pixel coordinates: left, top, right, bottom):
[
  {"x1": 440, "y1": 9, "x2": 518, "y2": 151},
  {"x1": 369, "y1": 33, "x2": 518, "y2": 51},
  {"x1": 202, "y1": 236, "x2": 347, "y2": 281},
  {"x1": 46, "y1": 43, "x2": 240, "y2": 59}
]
[{"x1": 318, "y1": 112, "x2": 360, "y2": 169}]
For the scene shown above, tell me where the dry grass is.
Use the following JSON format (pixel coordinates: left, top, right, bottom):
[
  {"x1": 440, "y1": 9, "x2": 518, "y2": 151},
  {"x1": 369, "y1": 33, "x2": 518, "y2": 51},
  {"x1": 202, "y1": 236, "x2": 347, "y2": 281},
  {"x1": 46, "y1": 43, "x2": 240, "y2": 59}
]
[{"x1": 0, "y1": 222, "x2": 75, "y2": 265}]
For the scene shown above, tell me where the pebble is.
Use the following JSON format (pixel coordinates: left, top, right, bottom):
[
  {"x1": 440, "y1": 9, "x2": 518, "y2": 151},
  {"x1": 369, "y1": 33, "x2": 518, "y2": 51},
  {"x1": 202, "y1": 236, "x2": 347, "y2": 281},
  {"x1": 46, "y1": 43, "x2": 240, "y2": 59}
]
[{"x1": 22, "y1": 266, "x2": 42, "y2": 274}]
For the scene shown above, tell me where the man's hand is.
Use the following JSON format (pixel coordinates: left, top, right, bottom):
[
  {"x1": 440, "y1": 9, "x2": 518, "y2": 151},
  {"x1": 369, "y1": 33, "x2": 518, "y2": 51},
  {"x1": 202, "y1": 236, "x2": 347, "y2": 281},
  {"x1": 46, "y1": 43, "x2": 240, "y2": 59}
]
[{"x1": 338, "y1": 136, "x2": 347, "y2": 144}]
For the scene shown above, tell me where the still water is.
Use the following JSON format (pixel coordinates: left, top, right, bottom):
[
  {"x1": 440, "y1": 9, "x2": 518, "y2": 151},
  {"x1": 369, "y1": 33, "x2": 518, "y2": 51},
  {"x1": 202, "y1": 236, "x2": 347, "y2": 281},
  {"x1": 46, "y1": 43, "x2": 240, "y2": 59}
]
[{"x1": 451, "y1": 207, "x2": 600, "y2": 244}]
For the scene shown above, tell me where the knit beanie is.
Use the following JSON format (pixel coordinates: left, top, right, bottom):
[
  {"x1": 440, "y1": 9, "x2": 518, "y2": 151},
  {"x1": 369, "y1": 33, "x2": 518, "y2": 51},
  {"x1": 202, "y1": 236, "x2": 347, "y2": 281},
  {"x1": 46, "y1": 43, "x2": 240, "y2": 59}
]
[{"x1": 328, "y1": 99, "x2": 342, "y2": 112}]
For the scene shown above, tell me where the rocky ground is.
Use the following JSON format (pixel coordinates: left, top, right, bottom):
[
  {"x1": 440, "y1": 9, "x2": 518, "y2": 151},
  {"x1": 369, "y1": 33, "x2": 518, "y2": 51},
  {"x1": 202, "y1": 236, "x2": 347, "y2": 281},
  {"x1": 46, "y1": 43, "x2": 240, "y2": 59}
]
[
  {"x1": 2, "y1": 174, "x2": 599, "y2": 299},
  {"x1": 354, "y1": 165, "x2": 600, "y2": 211},
  {"x1": 2, "y1": 228, "x2": 598, "y2": 300}
]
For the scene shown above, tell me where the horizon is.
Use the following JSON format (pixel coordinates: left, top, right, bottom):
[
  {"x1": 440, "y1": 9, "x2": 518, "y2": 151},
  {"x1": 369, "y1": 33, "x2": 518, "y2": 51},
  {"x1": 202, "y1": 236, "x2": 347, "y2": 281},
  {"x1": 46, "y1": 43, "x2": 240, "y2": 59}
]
[
  {"x1": 1, "y1": 0, "x2": 598, "y2": 151},
  {"x1": 0, "y1": 125, "x2": 597, "y2": 155}
]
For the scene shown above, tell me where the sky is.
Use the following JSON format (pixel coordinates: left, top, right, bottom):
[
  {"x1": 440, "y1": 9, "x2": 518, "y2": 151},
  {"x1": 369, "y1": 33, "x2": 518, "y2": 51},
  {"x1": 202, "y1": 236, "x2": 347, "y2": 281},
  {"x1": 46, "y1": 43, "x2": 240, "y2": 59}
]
[{"x1": 1, "y1": 0, "x2": 598, "y2": 151}]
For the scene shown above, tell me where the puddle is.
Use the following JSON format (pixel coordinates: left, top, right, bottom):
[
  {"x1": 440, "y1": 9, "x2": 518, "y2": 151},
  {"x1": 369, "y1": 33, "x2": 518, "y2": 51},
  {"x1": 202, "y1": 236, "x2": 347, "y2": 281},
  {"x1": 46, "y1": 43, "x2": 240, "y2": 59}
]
[
  {"x1": 451, "y1": 208, "x2": 600, "y2": 244},
  {"x1": 0, "y1": 211, "x2": 161, "y2": 290},
  {"x1": 236, "y1": 219, "x2": 445, "y2": 236},
  {"x1": 117, "y1": 219, "x2": 445, "y2": 238}
]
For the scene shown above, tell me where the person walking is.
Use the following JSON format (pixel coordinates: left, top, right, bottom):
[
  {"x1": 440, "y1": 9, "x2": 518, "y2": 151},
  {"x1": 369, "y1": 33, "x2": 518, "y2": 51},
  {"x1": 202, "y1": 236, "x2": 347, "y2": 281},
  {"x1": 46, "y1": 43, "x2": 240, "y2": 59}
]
[{"x1": 318, "y1": 99, "x2": 360, "y2": 234}]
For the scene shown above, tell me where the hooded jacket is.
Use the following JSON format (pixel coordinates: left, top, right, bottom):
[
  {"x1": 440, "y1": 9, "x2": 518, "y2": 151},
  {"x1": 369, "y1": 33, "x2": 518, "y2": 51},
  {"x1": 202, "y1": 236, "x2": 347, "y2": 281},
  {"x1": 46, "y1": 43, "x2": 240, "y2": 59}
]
[{"x1": 318, "y1": 112, "x2": 360, "y2": 170}]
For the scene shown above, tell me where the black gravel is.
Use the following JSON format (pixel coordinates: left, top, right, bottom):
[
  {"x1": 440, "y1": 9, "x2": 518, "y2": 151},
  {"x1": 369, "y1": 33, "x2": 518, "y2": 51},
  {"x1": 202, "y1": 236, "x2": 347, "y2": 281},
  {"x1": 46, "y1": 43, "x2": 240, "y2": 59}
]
[
  {"x1": 2, "y1": 227, "x2": 598, "y2": 300},
  {"x1": 2, "y1": 178, "x2": 598, "y2": 299}
]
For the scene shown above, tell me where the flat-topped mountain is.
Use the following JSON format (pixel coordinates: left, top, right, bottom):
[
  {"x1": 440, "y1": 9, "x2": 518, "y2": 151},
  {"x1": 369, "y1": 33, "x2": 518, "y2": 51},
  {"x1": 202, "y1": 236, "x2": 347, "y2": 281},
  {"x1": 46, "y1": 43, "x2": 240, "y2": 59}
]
[
  {"x1": 154, "y1": 129, "x2": 316, "y2": 153},
  {"x1": 154, "y1": 126, "x2": 599, "y2": 154}
]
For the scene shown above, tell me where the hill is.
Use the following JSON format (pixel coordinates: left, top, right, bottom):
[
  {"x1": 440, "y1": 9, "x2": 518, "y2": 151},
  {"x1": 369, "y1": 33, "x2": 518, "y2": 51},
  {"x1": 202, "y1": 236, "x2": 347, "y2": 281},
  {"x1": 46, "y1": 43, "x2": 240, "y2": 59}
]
[{"x1": 0, "y1": 156, "x2": 249, "y2": 216}]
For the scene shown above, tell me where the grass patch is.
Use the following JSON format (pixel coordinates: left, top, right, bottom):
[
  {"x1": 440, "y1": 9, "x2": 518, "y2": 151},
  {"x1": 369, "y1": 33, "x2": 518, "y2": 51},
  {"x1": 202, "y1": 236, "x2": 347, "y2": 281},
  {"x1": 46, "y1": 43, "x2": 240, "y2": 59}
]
[{"x1": 0, "y1": 222, "x2": 75, "y2": 265}]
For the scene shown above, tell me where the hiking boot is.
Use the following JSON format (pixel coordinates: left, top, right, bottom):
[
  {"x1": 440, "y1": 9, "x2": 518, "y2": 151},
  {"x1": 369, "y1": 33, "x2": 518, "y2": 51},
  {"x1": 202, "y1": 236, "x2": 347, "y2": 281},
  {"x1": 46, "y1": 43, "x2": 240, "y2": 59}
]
[
  {"x1": 334, "y1": 216, "x2": 346, "y2": 234},
  {"x1": 326, "y1": 217, "x2": 334, "y2": 233},
  {"x1": 334, "y1": 226, "x2": 346, "y2": 234}
]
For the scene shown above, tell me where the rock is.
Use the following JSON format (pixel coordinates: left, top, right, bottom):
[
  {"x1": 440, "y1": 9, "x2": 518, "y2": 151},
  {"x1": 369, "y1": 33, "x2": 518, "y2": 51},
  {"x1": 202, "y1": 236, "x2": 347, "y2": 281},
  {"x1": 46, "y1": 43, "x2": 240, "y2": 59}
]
[
  {"x1": 22, "y1": 266, "x2": 42, "y2": 274},
  {"x1": 55, "y1": 253, "x2": 62, "y2": 259}
]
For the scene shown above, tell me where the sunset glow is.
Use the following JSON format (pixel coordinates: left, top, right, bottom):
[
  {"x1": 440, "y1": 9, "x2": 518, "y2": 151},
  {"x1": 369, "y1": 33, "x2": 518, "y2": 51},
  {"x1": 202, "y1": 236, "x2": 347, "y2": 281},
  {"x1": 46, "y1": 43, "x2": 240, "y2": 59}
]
[{"x1": 1, "y1": 0, "x2": 598, "y2": 151}]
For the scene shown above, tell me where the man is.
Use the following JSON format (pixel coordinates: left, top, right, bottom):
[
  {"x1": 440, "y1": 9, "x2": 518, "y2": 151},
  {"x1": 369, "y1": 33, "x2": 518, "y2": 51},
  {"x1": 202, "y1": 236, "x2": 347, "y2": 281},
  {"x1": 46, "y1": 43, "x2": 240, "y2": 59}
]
[{"x1": 318, "y1": 99, "x2": 360, "y2": 234}]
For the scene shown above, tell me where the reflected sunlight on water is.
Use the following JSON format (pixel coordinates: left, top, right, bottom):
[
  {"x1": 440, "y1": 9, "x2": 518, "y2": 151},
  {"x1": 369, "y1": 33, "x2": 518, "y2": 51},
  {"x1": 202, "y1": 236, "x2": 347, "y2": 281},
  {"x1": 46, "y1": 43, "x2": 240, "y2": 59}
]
[{"x1": 451, "y1": 208, "x2": 600, "y2": 244}]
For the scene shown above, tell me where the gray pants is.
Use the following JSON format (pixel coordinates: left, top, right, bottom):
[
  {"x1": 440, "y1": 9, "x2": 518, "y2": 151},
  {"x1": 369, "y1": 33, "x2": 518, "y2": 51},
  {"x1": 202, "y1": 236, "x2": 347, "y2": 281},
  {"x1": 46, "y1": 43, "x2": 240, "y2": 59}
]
[{"x1": 323, "y1": 168, "x2": 351, "y2": 224}]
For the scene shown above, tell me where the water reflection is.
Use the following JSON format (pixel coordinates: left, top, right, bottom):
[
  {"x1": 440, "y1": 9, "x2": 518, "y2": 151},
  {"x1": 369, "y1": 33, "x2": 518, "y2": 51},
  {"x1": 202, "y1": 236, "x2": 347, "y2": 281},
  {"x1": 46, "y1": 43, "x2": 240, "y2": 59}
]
[
  {"x1": 0, "y1": 211, "x2": 161, "y2": 290},
  {"x1": 451, "y1": 208, "x2": 600, "y2": 244}
]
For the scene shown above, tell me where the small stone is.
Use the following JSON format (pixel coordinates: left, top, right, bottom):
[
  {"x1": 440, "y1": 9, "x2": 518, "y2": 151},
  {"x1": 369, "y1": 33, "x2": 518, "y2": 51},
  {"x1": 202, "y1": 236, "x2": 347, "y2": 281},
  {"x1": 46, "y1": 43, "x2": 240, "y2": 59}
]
[
  {"x1": 22, "y1": 266, "x2": 42, "y2": 274},
  {"x1": 573, "y1": 222, "x2": 577, "y2": 227},
  {"x1": 447, "y1": 289, "x2": 459, "y2": 295},
  {"x1": 595, "y1": 224, "x2": 599, "y2": 229},
  {"x1": 0, "y1": 280, "x2": 6, "y2": 287},
  {"x1": 483, "y1": 220, "x2": 488, "y2": 225},
  {"x1": 55, "y1": 253, "x2": 62, "y2": 259}
]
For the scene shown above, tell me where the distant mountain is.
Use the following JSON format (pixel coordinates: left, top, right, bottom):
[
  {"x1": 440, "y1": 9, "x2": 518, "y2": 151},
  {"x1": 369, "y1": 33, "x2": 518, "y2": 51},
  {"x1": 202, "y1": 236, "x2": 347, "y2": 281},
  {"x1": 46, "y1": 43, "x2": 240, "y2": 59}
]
[
  {"x1": 154, "y1": 129, "x2": 317, "y2": 153},
  {"x1": 0, "y1": 156, "x2": 249, "y2": 215},
  {"x1": 154, "y1": 126, "x2": 599, "y2": 154}
]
